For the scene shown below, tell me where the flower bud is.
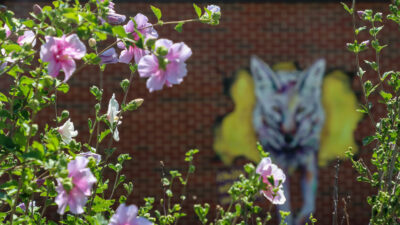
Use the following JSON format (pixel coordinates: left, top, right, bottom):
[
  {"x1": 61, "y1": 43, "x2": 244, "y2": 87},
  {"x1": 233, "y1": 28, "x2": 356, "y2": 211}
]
[
  {"x1": 132, "y1": 98, "x2": 144, "y2": 107},
  {"x1": 361, "y1": 40, "x2": 370, "y2": 47},
  {"x1": 36, "y1": 178, "x2": 45, "y2": 187},
  {"x1": 62, "y1": 177, "x2": 73, "y2": 192},
  {"x1": 0, "y1": 5, "x2": 7, "y2": 13},
  {"x1": 33, "y1": 4, "x2": 42, "y2": 15},
  {"x1": 45, "y1": 27, "x2": 56, "y2": 36},
  {"x1": 107, "y1": 12, "x2": 126, "y2": 25},
  {"x1": 357, "y1": 10, "x2": 365, "y2": 19},
  {"x1": 156, "y1": 46, "x2": 169, "y2": 56},
  {"x1": 61, "y1": 110, "x2": 70, "y2": 120},
  {"x1": 120, "y1": 79, "x2": 130, "y2": 92},
  {"x1": 99, "y1": 47, "x2": 118, "y2": 65},
  {"x1": 88, "y1": 38, "x2": 97, "y2": 48}
]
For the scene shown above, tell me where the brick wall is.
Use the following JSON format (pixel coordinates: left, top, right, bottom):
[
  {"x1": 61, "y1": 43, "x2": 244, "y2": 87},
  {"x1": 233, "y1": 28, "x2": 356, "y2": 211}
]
[{"x1": 2, "y1": 1, "x2": 399, "y2": 224}]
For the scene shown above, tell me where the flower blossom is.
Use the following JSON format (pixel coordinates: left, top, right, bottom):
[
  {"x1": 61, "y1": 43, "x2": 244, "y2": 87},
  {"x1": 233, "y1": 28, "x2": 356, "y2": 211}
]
[
  {"x1": 17, "y1": 30, "x2": 36, "y2": 46},
  {"x1": 3, "y1": 24, "x2": 11, "y2": 38},
  {"x1": 118, "y1": 13, "x2": 158, "y2": 64},
  {"x1": 0, "y1": 49, "x2": 15, "y2": 71},
  {"x1": 40, "y1": 34, "x2": 86, "y2": 82},
  {"x1": 255, "y1": 157, "x2": 286, "y2": 205},
  {"x1": 109, "y1": 204, "x2": 152, "y2": 225},
  {"x1": 207, "y1": 5, "x2": 221, "y2": 14},
  {"x1": 138, "y1": 39, "x2": 192, "y2": 92},
  {"x1": 57, "y1": 118, "x2": 78, "y2": 144},
  {"x1": 107, "y1": 94, "x2": 121, "y2": 141},
  {"x1": 17, "y1": 201, "x2": 36, "y2": 211},
  {"x1": 55, "y1": 156, "x2": 97, "y2": 215},
  {"x1": 100, "y1": 47, "x2": 119, "y2": 65}
]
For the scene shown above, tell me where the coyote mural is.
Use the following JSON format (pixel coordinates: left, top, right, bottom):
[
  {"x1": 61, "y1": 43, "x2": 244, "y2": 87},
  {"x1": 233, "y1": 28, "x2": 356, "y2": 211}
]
[
  {"x1": 252, "y1": 56, "x2": 324, "y2": 224},
  {"x1": 213, "y1": 56, "x2": 361, "y2": 225}
]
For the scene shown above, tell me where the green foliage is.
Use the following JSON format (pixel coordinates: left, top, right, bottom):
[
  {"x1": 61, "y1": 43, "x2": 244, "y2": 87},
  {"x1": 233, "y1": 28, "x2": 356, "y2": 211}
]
[
  {"x1": 0, "y1": 1, "x2": 221, "y2": 224},
  {"x1": 345, "y1": 0, "x2": 400, "y2": 224}
]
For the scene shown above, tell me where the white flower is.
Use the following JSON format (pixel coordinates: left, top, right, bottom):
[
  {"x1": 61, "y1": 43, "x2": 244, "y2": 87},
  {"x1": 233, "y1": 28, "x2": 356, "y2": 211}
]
[
  {"x1": 107, "y1": 93, "x2": 121, "y2": 141},
  {"x1": 57, "y1": 119, "x2": 78, "y2": 144}
]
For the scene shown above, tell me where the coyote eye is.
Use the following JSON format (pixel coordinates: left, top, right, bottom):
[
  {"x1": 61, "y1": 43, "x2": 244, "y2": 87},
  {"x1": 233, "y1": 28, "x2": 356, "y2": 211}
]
[
  {"x1": 297, "y1": 106, "x2": 305, "y2": 113},
  {"x1": 273, "y1": 106, "x2": 280, "y2": 113}
]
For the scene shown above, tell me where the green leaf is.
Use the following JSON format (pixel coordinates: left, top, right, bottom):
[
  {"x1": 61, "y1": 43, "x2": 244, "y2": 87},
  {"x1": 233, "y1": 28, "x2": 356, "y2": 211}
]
[
  {"x1": 92, "y1": 196, "x2": 114, "y2": 213},
  {"x1": 22, "y1": 20, "x2": 35, "y2": 28},
  {"x1": 193, "y1": 3, "x2": 202, "y2": 18},
  {"x1": 123, "y1": 182, "x2": 133, "y2": 195},
  {"x1": 57, "y1": 83, "x2": 69, "y2": 93},
  {"x1": 362, "y1": 136, "x2": 375, "y2": 146},
  {"x1": 119, "y1": 195, "x2": 127, "y2": 204},
  {"x1": 381, "y1": 71, "x2": 394, "y2": 81},
  {"x1": 364, "y1": 60, "x2": 378, "y2": 72},
  {"x1": 341, "y1": 2, "x2": 353, "y2": 14},
  {"x1": 379, "y1": 90, "x2": 392, "y2": 102},
  {"x1": 175, "y1": 22, "x2": 184, "y2": 33},
  {"x1": 0, "y1": 92, "x2": 8, "y2": 102},
  {"x1": 3, "y1": 44, "x2": 22, "y2": 52},
  {"x1": 99, "y1": 130, "x2": 110, "y2": 143},
  {"x1": 83, "y1": 53, "x2": 101, "y2": 65},
  {"x1": 63, "y1": 12, "x2": 79, "y2": 23},
  {"x1": 112, "y1": 25, "x2": 127, "y2": 38},
  {"x1": 150, "y1": 5, "x2": 162, "y2": 21}
]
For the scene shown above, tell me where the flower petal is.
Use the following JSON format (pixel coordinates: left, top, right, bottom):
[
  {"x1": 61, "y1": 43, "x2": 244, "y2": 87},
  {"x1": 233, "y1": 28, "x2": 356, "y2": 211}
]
[
  {"x1": 124, "y1": 20, "x2": 134, "y2": 33},
  {"x1": 74, "y1": 168, "x2": 97, "y2": 196},
  {"x1": 65, "y1": 34, "x2": 86, "y2": 59},
  {"x1": 55, "y1": 181, "x2": 68, "y2": 215},
  {"x1": 119, "y1": 47, "x2": 134, "y2": 64},
  {"x1": 68, "y1": 156, "x2": 89, "y2": 176},
  {"x1": 146, "y1": 73, "x2": 166, "y2": 92},
  {"x1": 47, "y1": 60, "x2": 62, "y2": 78},
  {"x1": 138, "y1": 54, "x2": 158, "y2": 78},
  {"x1": 67, "y1": 188, "x2": 87, "y2": 214},
  {"x1": 155, "y1": 39, "x2": 173, "y2": 50},
  {"x1": 61, "y1": 59, "x2": 76, "y2": 82},
  {"x1": 165, "y1": 62, "x2": 187, "y2": 85},
  {"x1": 40, "y1": 36, "x2": 56, "y2": 62},
  {"x1": 168, "y1": 42, "x2": 192, "y2": 62}
]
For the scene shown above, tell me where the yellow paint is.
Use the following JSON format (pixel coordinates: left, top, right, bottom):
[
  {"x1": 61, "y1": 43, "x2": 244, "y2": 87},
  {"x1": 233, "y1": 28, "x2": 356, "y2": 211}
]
[
  {"x1": 213, "y1": 69, "x2": 260, "y2": 164},
  {"x1": 319, "y1": 70, "x2": 361, "y2": 166},
  {"x1": 213, "y1": 63, "x2": 361, "y2": 167}
]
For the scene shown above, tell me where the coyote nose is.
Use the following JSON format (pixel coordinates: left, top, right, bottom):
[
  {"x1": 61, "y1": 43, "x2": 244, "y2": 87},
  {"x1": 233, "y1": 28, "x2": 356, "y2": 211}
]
[{"x1": 284, "y1": 134, "x2": 293, "y2": 143}]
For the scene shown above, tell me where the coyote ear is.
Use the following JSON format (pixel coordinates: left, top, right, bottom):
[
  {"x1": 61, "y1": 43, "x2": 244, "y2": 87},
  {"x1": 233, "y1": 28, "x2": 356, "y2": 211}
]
[
  {"x1": 250, "y1": 55, "x2": 280, "y2": 91},
  {"x1": 297, "y1": 59, "x2": 326, "y2": 95}
]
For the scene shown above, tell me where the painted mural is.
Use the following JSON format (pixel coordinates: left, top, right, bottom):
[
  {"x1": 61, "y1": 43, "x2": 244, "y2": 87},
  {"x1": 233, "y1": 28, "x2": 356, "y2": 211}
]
[{"x1": 213, "y1": 56, "x2": 361, "y2": 224}]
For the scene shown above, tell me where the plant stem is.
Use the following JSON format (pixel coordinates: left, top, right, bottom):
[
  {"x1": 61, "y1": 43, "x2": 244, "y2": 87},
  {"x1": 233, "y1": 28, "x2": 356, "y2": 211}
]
[
  {"x1": 351, "y1": 0, "x2": 375, "y2": 124},
  {"x1": 108, "y1": 171, "x2": 120, "y2": 200}
]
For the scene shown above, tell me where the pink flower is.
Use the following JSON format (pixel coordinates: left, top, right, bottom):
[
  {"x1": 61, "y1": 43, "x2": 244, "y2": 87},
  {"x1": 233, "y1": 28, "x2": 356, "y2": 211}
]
[
  {"x1": 255, "y1": 157, "x2": 286, "y2": 205},
  {"x1": 40, "y1": 34, "x2": 86, "y2": 82},
  {"x1": 118, "y1": 13, "x2": 158, "y2": 64},
  {"x1": 17, "y1": 30, "x2": 36, "y2": 46},
  {"x1": 3, "y1": 24, "x2": 11, "y2": 38},
  {"x1": 138, "y1": 39, "x2": 192, "y2": 92},
  {"x1": 109, "y1": 204, "x2": 152, "y2": 225},
  {"x1": 55, "y1": 156, "x2": 97, "y2": 215}
]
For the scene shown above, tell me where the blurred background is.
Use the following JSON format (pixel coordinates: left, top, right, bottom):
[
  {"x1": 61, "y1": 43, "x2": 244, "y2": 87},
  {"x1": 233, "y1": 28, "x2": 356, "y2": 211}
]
[{"x1": 2, "y1": 0, "x2": 399, "y2": 224}]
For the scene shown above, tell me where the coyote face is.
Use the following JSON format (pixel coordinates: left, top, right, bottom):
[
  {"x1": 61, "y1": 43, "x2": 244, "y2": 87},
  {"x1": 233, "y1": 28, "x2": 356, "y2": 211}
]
[{"x1": 251, "y1": 56, "x2": 325, "y2": 167}]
